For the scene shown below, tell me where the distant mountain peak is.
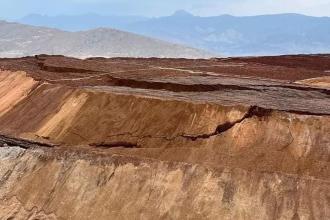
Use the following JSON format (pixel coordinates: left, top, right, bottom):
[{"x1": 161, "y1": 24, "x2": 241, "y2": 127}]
[{"x1": 172, "y1": 10, "x2": 194, "y2": 17}]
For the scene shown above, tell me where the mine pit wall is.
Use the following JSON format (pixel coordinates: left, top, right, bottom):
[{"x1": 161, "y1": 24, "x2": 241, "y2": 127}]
[
  {"x1": 0, "y1": 147, "x2": 329, "y2": 220},
  {"x1": 36, "y1": 90, "x2": 249, "y2": 145},
  {"x1": 0, "y1": 73, "x2": 249, "y2": 144},
  {"x1": 0, "y1": 72, "x2": 328, "y2": 178},
  {"x1": 0, "y1": 70, "x2": 329, "y2": 219}
]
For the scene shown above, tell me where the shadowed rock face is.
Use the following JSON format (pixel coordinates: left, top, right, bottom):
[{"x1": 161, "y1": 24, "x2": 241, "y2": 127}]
[{"x1": 0, "y1": 55, "x2": 329, "y2": 219}]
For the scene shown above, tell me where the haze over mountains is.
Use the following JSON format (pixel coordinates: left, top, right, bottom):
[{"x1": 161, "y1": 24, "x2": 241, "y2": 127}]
[
  {"x1": 19, "y1": 14, "x2": 149, "y2": 31},
  {"x1": 0, "y1": 20, "x2": 211, "y2": 58},
  {"x1": 18, "y1": 11, "x2": 330, "y2": 56}
]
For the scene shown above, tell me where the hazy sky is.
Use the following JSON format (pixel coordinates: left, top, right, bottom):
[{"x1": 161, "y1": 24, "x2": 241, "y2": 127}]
[{"x1": 1, "y1": 0, "x2": 330, "y2": 19}]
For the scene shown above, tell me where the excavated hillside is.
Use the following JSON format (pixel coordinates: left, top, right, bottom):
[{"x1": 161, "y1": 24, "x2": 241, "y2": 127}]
[{"x1": 0, "y1": 54, "x2": 329, "y2": 219}]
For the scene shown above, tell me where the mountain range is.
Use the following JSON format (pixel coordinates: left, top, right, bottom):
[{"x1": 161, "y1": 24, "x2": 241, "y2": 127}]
[
  {"x1": 0, "y1": 20, "x2": 212, "y2": 58},
  {"x1": 18, "y1": 13, "x2": 148, "y2": 32},
  {"x1": 18, "y1": 11, "x2": 330, "y2": 56}
]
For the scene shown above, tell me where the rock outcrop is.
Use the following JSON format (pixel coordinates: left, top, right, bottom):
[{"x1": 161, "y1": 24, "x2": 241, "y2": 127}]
[{"x1": 0, "y1": 54, "x2": 329, "y2": 219}]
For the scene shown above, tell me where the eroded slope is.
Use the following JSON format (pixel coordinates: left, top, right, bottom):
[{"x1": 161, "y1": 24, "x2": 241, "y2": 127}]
[{"x1": 0, "y1": 55, "x2": 329, "y2": 219}]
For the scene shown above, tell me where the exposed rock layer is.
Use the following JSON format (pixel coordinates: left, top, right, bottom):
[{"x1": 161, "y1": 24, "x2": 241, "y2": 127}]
[{"x1": 0, "y1": 55, "x2": 329, "y2": 219}]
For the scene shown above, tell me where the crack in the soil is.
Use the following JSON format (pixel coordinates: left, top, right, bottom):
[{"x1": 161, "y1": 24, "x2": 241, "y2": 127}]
[
  {"x1": 0, "y1": 134, "x2": 56, "y2": 149},
  {"x1": 90, "y1": 141, "x2": 138, "y2": 149},
  {"x1": 99, "y1": 106, "x2": 272, "y2": 145},
  {"x1": 31, "y1": 57, "x2": 330, "y2": 100},
  {"x1": 254, "y1": 84, "x2": 330, "y2": 96},
  {"x1": 37, "y1": 61, "x2": 103, "y2": 74},
  {"x1": 182, "y1": 106, "x2": 272, "y2": 141},
  {"x1": 103, "y1": 75, "x2": 263, "y2": 92}
]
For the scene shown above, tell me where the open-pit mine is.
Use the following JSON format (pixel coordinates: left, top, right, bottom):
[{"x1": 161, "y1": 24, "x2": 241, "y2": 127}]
[{"x1": 0, "y1": 54, "x2": 329, "y2": 219}]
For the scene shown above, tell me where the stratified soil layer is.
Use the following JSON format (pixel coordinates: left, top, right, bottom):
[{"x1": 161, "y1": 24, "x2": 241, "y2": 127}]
[{"x1": 0, "y1": 54, "x2": 329, "y2": 220}]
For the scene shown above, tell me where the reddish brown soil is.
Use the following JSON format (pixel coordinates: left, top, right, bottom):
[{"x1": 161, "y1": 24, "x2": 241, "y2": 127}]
[
  {"x1": 231, "y1": 54, "x2": 330, "y2": 71},
  {"x1": 0, "y1": 54, "x2": 329, "y2": 84},
  {"x1": 0, "y1": 54, "x2": 329, "y2": 115}
]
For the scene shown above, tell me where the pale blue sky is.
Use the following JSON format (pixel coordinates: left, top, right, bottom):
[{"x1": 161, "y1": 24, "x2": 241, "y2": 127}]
[{"x1": 1, "y1": 0, "x2": 330, "y2": 19}]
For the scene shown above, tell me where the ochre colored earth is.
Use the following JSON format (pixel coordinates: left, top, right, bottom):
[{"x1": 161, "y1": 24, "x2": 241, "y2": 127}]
[{"x1": 0, "y1": 54, "x2": 329, "y2": 219}]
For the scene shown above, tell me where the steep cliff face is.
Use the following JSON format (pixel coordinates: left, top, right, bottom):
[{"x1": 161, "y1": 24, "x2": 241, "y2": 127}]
[{"x1": 0, "y1": 55, "x2": 329, "y2": 219}]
